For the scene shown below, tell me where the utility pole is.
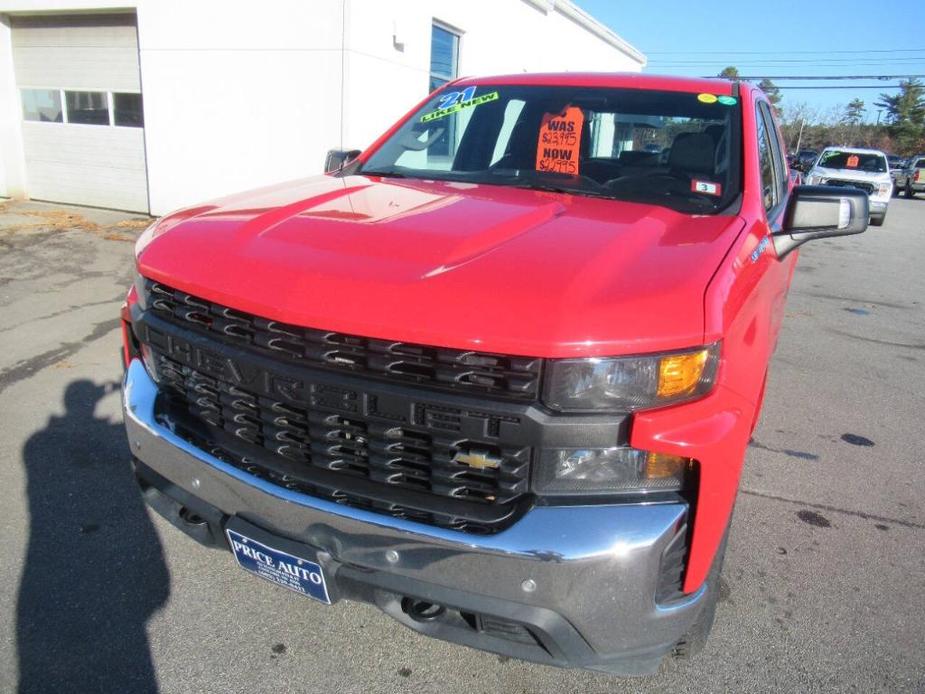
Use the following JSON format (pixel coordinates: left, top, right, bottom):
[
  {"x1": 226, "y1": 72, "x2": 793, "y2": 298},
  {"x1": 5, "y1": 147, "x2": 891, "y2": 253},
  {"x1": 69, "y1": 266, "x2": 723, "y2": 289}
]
[{"x1": 794, "y1": 118, "x2": 805, "y2": 153}]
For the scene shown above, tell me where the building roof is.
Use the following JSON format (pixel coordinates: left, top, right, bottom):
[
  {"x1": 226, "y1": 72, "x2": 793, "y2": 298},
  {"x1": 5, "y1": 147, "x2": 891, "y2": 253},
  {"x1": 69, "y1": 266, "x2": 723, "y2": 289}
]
[{"x1": 528, "y1": 0, "x2": 646, "y2": 66}]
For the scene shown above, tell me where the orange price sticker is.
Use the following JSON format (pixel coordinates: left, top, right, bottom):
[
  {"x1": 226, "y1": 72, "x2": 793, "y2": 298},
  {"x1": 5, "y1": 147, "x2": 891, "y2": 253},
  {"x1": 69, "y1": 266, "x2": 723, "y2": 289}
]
[
  {"x1": 846, "y1": 154, "x2": 859, "y2": 168},
  {"x1": 536, "y1": 106, "x2": 584, "y2": 176}
]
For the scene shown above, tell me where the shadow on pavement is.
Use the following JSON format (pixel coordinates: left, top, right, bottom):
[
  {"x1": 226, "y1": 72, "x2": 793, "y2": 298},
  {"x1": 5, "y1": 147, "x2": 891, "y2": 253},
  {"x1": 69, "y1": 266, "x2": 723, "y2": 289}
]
[{"x1": 16, "y1": 379, "x2": 170, "y2": 693}]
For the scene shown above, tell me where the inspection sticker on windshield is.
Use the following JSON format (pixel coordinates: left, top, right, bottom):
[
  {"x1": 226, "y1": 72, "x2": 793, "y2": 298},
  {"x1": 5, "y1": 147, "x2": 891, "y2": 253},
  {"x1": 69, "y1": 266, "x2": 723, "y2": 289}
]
[
  {"x1": 227, "y1": 528, "x2": 331, "y2": 604},
  {"x1": 692, "y1": 179, "x2": 722, "y2": 196},
  {"x1": 421, "y1": 88, "x2": 499, "y2": 123},
  {"x1": 536, "y1": 105, "x2": 584, "y2": 175}
]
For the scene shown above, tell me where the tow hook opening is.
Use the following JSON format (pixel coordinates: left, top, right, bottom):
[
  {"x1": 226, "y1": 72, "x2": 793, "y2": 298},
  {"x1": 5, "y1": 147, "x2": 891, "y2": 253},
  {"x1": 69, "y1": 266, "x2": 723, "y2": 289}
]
[
  {"x1": 401, "y1": 597, "x2": 446, "y2": 622},
  {"x1": 178, "y1": 506, "x2": 207, "y2": 526}
]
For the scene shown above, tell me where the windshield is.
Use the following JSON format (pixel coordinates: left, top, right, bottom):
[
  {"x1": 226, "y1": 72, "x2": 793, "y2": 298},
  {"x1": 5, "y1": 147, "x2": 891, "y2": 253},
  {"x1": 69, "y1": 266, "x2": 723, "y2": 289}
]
[
  {"x1": 360, "y1": 85, "x2": 742, "y2": 214},
  {"x1": 817, "y1": 150, "x2": 887, "y2": 173}
]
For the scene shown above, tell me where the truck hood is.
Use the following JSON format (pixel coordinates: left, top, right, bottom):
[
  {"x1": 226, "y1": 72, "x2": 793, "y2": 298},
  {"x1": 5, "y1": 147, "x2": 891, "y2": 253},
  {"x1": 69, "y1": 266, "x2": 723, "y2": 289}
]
[
  {"x1": 138, "y1": 175, "x2": 745, "y2": 358},
  {"x1": 812, "y1": 166, "x2": 890, "y2": 183}
]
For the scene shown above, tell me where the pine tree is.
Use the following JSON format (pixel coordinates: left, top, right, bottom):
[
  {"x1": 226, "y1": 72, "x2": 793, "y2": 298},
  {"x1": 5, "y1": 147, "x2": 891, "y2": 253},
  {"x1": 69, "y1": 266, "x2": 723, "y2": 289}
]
[
  {"x1": 758, "y1": 79, "x2": 782, "y2": 110},
  {"x1": 843, "y1": 99, "x2": 865, "y2": 125},
  {"x1": 876, "y1": 79, "x2": 925, "y2": 155}
]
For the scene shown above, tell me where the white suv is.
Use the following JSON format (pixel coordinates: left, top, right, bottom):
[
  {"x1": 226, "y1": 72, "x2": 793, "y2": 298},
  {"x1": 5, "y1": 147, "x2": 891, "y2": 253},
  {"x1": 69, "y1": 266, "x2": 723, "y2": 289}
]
[{"x1": 806, "y1": 147, "x2": 892, "y2": 226}]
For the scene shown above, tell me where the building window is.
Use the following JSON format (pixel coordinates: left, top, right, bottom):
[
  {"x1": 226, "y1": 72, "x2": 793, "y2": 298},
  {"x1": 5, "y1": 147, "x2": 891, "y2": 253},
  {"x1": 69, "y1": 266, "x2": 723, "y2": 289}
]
[
  {"x1": 21, "y1": 88, "x2": 144, "y2": 128},
  {"x1": 429, "y1": 23, "x2": 459, "y2": 92},
  {"x1": 65, "y1": 91, "x2": 110, "y2": 125},
  {"x1": 21, "y1": 89, "x2": 63, "y2": 123},
  {"x1": 113, "y1": 93, "x2": 144, "y2": 127}
]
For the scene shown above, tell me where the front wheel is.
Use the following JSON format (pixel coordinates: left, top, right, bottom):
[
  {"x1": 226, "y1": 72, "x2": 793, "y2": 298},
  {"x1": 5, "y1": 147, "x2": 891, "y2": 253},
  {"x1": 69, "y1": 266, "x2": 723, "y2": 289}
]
[
  {"x1": 907, "y1": 183, "x2": 917, "y2": 199},
  {"x1": 870, "y1": 214, "x2": 886, "y2": 227}
]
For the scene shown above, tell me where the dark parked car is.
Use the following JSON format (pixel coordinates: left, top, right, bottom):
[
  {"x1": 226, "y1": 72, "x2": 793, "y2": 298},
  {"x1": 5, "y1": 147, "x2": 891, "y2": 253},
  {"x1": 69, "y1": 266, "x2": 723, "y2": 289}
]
[{"x1": 792, "y1": 149, "x2": 818, "y2": 172}]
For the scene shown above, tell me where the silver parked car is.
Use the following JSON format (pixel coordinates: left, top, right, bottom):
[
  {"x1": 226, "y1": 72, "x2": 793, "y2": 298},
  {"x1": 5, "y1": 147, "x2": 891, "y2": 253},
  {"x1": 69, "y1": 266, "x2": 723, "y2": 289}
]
[
  {"x1": 805, "y1": 147, "x2": 893, "y2": 226},
  {"x1": 893, "y1": 155, "x2": 925, "y2": 198}
]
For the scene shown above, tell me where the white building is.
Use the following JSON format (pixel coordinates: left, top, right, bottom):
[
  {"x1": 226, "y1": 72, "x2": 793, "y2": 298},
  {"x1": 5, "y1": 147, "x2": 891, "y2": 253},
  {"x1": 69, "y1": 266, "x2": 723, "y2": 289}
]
[{"x1": 0, "y1": 0, "x2": 644, "y2": 215}]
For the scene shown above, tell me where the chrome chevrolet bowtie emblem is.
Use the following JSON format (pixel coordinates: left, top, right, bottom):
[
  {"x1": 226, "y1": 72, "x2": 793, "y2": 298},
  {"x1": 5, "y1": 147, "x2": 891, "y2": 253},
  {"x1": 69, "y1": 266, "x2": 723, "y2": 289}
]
[{"x1": 453, "y1": 449, "x2": 502, "y2": 470}]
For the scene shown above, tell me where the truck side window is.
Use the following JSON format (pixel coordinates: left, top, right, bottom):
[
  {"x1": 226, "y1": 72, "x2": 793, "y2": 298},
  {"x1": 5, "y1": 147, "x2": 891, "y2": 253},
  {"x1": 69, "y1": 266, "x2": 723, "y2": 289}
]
[
  {"x1": 760, "y1": 102, "x2": 788, "y2": 206},
  {"x1": 755, "y1": 105, "x2": 777, "y2": 211}
]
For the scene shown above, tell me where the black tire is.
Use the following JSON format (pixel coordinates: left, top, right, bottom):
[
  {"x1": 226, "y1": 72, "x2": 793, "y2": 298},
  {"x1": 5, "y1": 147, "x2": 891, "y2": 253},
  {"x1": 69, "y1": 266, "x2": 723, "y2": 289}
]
[
  {"x1": 870, "y1": 214, "x2": 885, "y2": 227},
  {"x1": 672, "y1": 525, "x2": 731, "y2": 660},
  {"x1": 892, "y1": 184, "x2": 900, "y2": 198},
  {"x1": 907, "y1": 183, "x2": 916, "y2": 199}
]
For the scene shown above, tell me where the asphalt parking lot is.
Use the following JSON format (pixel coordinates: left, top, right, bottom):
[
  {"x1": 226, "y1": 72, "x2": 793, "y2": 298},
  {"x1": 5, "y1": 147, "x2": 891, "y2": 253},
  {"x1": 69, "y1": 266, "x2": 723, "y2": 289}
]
[{"x1": 0, "y1": 196, "x2": 923, "y2": 693}]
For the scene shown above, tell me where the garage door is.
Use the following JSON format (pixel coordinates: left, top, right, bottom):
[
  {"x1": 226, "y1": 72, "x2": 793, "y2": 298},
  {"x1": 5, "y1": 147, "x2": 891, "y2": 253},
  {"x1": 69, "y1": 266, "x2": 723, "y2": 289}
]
[{"x1": 12, "y1": 13, "x2": 149, "y2": 212}]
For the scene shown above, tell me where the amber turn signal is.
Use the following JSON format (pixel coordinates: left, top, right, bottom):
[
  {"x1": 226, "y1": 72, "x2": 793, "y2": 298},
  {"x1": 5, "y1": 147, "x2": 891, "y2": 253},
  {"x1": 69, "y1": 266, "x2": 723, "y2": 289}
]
[
  {"x1": 645, "y1": 452, "x2": 689, "y2": 480},
  {"x1": 657, "y1": 349, "x2": 710, "y2": 398}
]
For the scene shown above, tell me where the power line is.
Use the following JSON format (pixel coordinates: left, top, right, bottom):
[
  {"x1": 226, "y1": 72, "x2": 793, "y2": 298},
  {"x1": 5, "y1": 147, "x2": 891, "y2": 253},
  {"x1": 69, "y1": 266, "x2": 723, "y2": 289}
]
[
  {"x1": 649, "y1": 48, "x2": 925, "y2": 55},
  {"x1": 652, "y1": 55, "x2": 925, "y2": 62},
  {"x1": 724, "y1": 74, "x2": 925, "y2": 80},
  {"x1": 773, "y1": 85, "x2": 905, "y2": 90},
  {"x1": 653, "y1": 58, "x2": 925, "y2": 66}
]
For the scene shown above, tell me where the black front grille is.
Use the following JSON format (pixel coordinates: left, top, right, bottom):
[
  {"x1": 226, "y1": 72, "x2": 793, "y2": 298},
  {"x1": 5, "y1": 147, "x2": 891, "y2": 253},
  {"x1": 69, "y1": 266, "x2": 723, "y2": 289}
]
[
  {"x1": 153, "y1": 350, "x2": 532, "y2": 533},
  {"x1": 825, "y1": 178, "x2": 875, "y2": 195},
  {"x1": 145, "y1": 281, "x2": 541, "y2": 401}
]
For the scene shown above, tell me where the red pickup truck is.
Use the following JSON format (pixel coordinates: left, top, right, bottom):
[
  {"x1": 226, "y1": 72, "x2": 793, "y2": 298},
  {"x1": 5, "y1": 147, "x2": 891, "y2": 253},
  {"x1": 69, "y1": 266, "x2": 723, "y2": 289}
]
[{"x1": 121, "y1": 73, "x2": 867, "y2": 675}]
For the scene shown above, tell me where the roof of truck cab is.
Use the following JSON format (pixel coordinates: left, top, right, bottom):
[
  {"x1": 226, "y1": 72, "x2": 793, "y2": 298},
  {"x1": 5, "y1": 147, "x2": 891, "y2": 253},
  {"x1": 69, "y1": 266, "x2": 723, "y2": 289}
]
[{"x1": 451, "y1": 72, "x2": 742, "y2": 95}]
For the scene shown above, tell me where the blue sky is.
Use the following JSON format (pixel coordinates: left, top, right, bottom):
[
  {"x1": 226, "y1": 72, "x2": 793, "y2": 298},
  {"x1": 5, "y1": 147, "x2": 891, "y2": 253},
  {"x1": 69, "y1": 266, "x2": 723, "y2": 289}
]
[{"x1": 575, "y1": 0, "x2": 925, "y2": 122}]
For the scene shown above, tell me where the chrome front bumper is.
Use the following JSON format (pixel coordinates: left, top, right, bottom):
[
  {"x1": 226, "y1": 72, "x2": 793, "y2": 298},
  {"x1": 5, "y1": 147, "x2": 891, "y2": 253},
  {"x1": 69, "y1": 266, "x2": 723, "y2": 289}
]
[{"x1": 123, "y1": 360, "x2": 705, "y2": 673}]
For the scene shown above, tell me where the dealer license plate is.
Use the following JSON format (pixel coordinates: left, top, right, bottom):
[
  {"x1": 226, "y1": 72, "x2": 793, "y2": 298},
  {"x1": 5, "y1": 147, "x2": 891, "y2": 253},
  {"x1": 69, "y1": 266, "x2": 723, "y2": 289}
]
[{"x1": 226, "y1": 528, "x2": 331, "y2": 604}]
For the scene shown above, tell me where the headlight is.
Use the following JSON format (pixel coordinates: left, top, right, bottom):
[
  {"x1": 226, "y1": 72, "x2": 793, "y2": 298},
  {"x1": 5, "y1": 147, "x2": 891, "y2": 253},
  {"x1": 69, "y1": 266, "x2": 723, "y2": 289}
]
[
  {"x1": 534, "y1": 447, "x2": 691, "y2": 495},
  {"x1": 543, "y1": 343, "x2": 720, "y2": 412},
  {"x1": 140, "y1": 342, "x2": 161, "y2": 383},
  {"x1": 133, "y1": 269, "x2": 148, "y2": 311},
  {"x1": 877, "y1": 182, "x2": 891, "y2": 196},
  {"x1": 131, "y1": 269, "x2": 155, "y2": 379}
]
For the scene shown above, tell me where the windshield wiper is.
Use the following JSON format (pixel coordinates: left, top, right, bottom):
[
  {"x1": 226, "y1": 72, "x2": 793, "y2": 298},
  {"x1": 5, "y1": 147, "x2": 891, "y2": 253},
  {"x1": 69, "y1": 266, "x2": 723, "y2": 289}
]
[
  {"x1": 607, "y1": 187, "x2": 718, "y2": 212},
  {"x1": 360, "y1": 168, "x2": 407, "y2": 178},
  {"x1": 359, "y1": 167, "x2": 478, "y2": 182},
  {"x1": 509, "y1": 181, "x2": 614, "y2": 199},
  {"x1": 486, "y1": 169, "x2": 612, "y2": 199}
]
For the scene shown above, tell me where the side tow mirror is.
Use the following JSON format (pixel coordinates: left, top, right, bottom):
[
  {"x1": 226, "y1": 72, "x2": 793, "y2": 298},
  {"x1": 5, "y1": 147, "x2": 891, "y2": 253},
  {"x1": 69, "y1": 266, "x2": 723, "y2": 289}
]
[
  {"x1": 324, "y1": 149, "x2": 362, "y2": 173},
  {"x1": 772, "y1": 185, "x2": 869, "y2": 258}
]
